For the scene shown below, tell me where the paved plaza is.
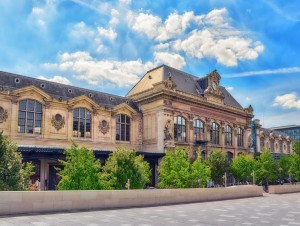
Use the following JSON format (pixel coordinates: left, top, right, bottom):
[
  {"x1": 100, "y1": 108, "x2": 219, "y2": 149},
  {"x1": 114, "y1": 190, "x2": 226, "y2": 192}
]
[{"x1": 1, "y1": 193, "x2": 300, "y2": 226}]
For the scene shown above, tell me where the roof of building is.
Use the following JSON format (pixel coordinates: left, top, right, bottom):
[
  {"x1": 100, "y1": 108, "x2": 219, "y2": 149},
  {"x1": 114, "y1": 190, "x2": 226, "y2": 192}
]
[
  {"x1": 0, "y1": 71, "x2": 139, "y2": 111},
  {"x1": 146, "y1": 65, "x2": 243, "y2": 109}
]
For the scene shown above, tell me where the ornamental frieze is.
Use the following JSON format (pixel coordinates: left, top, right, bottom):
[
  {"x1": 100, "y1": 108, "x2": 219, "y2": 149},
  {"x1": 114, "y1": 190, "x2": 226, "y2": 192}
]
[
  {"x1": 51, "y1": 114, "x2": 65, "y2": 131},
  {"x1": 0, "y1": 106, "x2": 8, "y2": 123},
  {"x1": 99, "y1": 120, "x2": 109, "y2": 135}
]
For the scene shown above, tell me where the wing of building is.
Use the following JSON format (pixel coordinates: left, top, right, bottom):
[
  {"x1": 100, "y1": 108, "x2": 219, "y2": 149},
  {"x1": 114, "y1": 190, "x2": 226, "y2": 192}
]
[{"x1": 0, "y1": 65, "x2": 254, "y2": 190}]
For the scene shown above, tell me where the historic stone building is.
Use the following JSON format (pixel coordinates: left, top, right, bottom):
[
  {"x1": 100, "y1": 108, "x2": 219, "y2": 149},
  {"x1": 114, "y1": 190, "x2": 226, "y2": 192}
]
[{"x1": 0, "y1": 65, "x2": 256, "y2": 190}]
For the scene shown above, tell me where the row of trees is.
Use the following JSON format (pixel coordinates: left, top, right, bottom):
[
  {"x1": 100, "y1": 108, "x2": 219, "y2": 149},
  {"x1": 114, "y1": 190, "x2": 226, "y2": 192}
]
[{"x1": 1, "y1": 128, "x2": 300, "y2": 191}]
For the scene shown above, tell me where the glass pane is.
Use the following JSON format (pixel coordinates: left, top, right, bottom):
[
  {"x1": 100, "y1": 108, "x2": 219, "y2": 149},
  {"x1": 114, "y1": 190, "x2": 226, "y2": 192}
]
[
  {"x1": 174, "y1": 117, "x2": 177, "y2": 124},
  {"x1": 19, "y1": 100, "x2": 27, "y2": 110},
  {"x1": 121, "y1": 124, "x2": 125, "y2": 141},
  {"x1": 35, "y1": 102, "x2": 42, "y2": 112},
  {"x1": 35, "y1": 113, "x2": 42, "y2": 120},
  {"x1": 86, "y1": 120, "x2": 91, "y2": 132},
  {"x1": 73, "y1": 118, "x2": 78, "y2": 131},
  {"x1": 126, "y1": 116, "x2": 130, "y2": 125},
  {"x1": 126, "y1": 125, "x2": 130, "y2": 141},
  {"x1": 27, "y1": 125, "x2": 33, "y2": 134},
  {"x1": 116, "y1": 115, "x2": 121, "y2": 123},
  {"x1": 27, "y1": 112, "x2": 34, "y2": 120},
  {"x1": 121, "y1": 114, "x2": 125, "y2": 123},
  {"x1": 80, "y1": 108, "x2": 85, "y2": 118},
  {"x1": 80, "y1": 120, "x2": 85, "y2": 137},
  {"x1": 18, "y1": 111, "x2": 25, "y2": 119},
  {"x1": 73, "y1": 109, "x2": 79, "y2": 118},
  {"x1": 28, "y1": 100, "x2": 34, "y2": 111},
  {"x1": 18, "y1": 125, "x2": 25, "y2": 133},
  {"x1": 18, "y1": 118, "x2": 25, "y2": 126},
  {"x1": 182, "y1": 118, "x2": 185, "y2": 125},
  {"x1": 35, "y1": 120, "x2": 41, "y2": 127},
  {"x1": 178, "y1": 117, "x2": 181, "y2": 124},
  {"x1": 116, "y1": 124, "x2": 120, "y2": 140},
  {"x1": 86, "y1": 110, "x2": 91, "y2": 119}
]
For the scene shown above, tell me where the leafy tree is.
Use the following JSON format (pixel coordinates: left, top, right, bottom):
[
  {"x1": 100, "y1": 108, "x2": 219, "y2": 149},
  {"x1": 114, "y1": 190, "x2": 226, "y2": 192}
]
[
  {"x1": 230, "y1": 153, "x2": 255, "y2": 183},
  {"x1": 158, "y1": 147, "x2": 210, "y2": 188},
  {"x1": 57, "y1": 142, "x2": 102, "y2": 190},
  {"x1": 102, "y1": 147, "x2": 151, "y2": 189},
  {"x1": 279, "y1": 155, "x2": 293, "y2": 180},
  {"x1": 254, "y1": 148, "x2": 279, "y2": 186},
  {"x1": 0, "y1": 132, "x2": 34, "y2": 190},
  {"x1": 290, "y1": 141, "x2": 300, "y2": 181},
  {"x1": 205, "y1": 150, "x2": 228, "y2": 186}
]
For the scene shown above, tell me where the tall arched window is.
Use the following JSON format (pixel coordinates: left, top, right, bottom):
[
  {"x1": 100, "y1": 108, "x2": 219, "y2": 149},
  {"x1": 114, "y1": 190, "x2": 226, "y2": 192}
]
[
  {"x1": 210, "y1": 122, "x2": 219, "y2": 145},
  {"x1": 194, "y1": 119, "x2": 204, "y2": 141},
  {"x1": 174, "y1": 116, "x2": 186, "y2": 142},
  {"x1": 18, "y1": 99, "x2": 42, "y2": 134},
  {"x1": 116, "y1": 114, "x2": 130, "y2": 141},
  {"x1": 237, "y1": 128, "x2": 244, "y2": 147},
  {"x1": 224, "y1": 125, "x2": 232, "y2": 146},
  {"x1": 73, "y1": 108, "x2": 91, "y2": 138}
]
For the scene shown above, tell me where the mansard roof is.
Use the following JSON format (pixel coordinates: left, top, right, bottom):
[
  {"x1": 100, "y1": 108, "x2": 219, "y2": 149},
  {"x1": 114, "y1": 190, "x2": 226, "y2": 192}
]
[
  {"x1": 0, "y1": 71, "x2": 139, "y2": 111},
  {"x1": 128, "y1": 64, "x2": 243, "y2": 109}
]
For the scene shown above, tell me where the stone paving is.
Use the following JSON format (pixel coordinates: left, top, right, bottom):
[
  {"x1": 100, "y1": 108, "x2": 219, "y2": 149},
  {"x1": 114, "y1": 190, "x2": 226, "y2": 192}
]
[{"x1": 0, "y1": 193, "x2": 300, "y2": 226}]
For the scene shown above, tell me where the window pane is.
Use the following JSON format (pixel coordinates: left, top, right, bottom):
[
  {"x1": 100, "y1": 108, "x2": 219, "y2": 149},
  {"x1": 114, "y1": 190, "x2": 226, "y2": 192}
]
[
  {"x1": 86, "y1": 110, "x2": 91, "y2": 119},
  {"x1": 27, "y1": 112, "x2": 34, "y2": 120},
  {"x1": 116, "y1": 115, "x2": 121, "y2": 123},
  {"x1": 28, "y1": 100, "x2": 34, "y2": 111},
  {"x1": 121, "y1": 124, "x2": 125, "y2": 140},
  {"x1": 79, "y1": 120, "x2": 85, "y2": 137},
  {"x1": 86, "y1": 119, "x2": 91, "y2": 132},
  {"x1": 116, "y1": 124, "x2": 120, "y2": 140},
  {"x1": 126, "y1": 125, "x2": 130, "y2": 141},
  {"x1": 19, "y1": 100, "x2": 27, "y2": 110},
  {"x1": 35, "y1": 113, "x2": 42, "y2": 120},
  {"x1": 73, "y1": 109, "x2": 79, "y2": 118},
  {"x1": 121, "y1": 114, "x2": 125, "y2": 123},
  {"x1": 35, "y1": 102, "x2": 42, "y2": 112},
  {"x1": 80, "y1": 108, "x2": 85, "y2": 118},
  {"x1": 126, "y1": 116, "x2": 130, "y2": 125},
  {"x1": 18, "y1": 111, "x2": 25, "y2": 119}
]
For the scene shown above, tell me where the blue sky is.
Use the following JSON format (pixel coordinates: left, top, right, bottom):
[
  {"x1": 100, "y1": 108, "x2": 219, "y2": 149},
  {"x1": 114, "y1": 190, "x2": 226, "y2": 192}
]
[{"x1": 0, "y1": 0, "x2": 299, "y2": 128}]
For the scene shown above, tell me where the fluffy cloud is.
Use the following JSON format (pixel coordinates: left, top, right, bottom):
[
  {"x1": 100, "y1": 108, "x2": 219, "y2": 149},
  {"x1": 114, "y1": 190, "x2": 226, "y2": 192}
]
[
  {"x1": 273, "y1": 93, "x2": 300, "y2": 110},
  {"x1": 28, "y1": 1, "x2": 57, "y2": 29},
  {"x1": 128, "y1": 8, "x2": 264, "y2": 67},
  {"x1": 43, "y1": 51, "x2": 155, "y2": 87},
  {"x1": 97, "y1": 27, "x2": 117, "y2": 40},
  {"x1": 37, "y1": 75, "x2": 71, "y2": 85},
  {"x1": 154, "y1": 52, "x2": 186, "y2": 69}
]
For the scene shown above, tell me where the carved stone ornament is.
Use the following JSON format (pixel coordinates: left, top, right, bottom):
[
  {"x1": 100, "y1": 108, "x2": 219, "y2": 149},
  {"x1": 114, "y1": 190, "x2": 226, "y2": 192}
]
[
  {"x1": 99, "y1": 120, "x2": 110, "y2": 135},
  {"x1": 0, "y1": 106, "x2": 8, "y2": 123},
  {"x1": 164, "y1": 119, "x2": 173, "y2": 141},
  {"x1": 164, "y1": 75, "x2": 176, "y2": 90},
  {"x1": 51, "y1": 114, "x2": 65, "y2": 131}
]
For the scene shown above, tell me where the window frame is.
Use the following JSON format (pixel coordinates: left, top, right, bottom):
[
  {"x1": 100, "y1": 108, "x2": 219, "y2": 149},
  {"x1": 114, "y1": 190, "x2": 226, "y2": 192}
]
[
  {"x1": 193, "y1": 119, "x2": 204, "y2": 141},
  {"x1": 174, "y1": 116, "x2": 187, "y2": 142},
  {"x1": 72, "y1": 108, "x2": 92, "y2": 138},
  {"x1": 224, "y1": 125, "x2": 233, "y2": 146},
  {"x1": 116, "y1": 114, "x2": 130, "y2": 142},
  {"x1": 210, "y1": 122, "x2": 220, "y2": 145},
  {"x1": 18, "y1": 99, "x2": 43, "y2": 134},
  {"x1": 237, "y1": 127, "x2": 244, "y2": 147}
]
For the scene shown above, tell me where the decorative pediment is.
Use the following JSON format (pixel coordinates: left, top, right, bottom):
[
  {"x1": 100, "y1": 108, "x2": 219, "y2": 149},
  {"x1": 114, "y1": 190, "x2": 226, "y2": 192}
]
[
  {"x1": 10, "y1": 85, "x2": 52, "y2": 103},
  {"x1": 112, "y1": 102, "x2": 138, "y2": 116},
  {"x1": 67, "y1": 95, "x2": 102, "y2": 113}
]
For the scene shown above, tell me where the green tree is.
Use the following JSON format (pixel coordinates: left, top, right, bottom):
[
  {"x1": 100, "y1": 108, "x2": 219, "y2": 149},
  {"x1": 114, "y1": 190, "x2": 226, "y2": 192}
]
[
  {"x1": 230, "y1": 153, "x2": 255, "y2": 183},
  {"x1": 158, "y1": 147, "x2": 210, "y2": 188},
  {"x1": 102, "y1": 147, "x2": 151, "y2": 190},
  {"x1": 254, "y1": 149, "x2": 279, "y2": 187},
  {"x1": 57, "y1": 142, "x2": 102, "y2": 190},
  {"x1": 279, "y1": 155, "x2": 293, "y2": 180},
  {"x1": 205, "y1": 150, "x2": 228, "y2": 186},
  {"x1": 0, "y1": 132, "x2": 35, "y2": 190},
  {"x1": 290, "y1": 141, "x2": 300, "y2": 181}
]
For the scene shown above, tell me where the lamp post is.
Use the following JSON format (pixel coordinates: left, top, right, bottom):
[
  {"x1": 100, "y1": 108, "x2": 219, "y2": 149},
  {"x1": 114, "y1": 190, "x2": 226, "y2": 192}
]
[{"x1": 251, "y1": 170, "x2": 255, "y2": 185}]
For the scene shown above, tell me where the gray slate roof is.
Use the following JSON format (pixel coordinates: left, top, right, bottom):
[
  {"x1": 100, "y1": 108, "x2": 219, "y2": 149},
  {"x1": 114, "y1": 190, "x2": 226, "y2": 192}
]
[
  {"x1": 0, "y1": 71, "x2": 139, "y2": 111},
  {"x1": 150, "y1": 65, "x2": 243, "y2": 109}
]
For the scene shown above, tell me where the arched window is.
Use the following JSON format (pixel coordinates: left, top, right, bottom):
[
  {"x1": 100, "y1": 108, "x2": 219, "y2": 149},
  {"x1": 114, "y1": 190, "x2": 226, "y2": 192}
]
[
  {"x1": 18, "y1": 99, "x2": 42, "y2": 134},
  {"x1": 194, "y1": 119, "x2": 204, "y2": 141},
  {"x1": 174, "y1": 116, "x2": 186, "y2": 142},
  {"x1": 116, "y1": 114, "x2": 130, "y2": 141},
  {"x1": 73, "y1": 108, "x2": 91, "y2": 138},
  {"x1": 237, "y1": 128, "x2": 244, "y2": 147},
  {"x1": 210, "y1": 122, "x2": 219, "y2": 145},
  {"x1": 224, "y1": 125, "x2": 232, "y2": 146},
  {"x1": 227, "y1": 151, "x2": 234, "y2": 162}
]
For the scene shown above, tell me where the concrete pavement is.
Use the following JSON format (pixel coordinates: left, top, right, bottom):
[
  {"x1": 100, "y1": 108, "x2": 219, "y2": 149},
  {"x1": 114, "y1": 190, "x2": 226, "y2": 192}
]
[{"x1": 0, "y1": 192, "x2": 300, "y2": 226}]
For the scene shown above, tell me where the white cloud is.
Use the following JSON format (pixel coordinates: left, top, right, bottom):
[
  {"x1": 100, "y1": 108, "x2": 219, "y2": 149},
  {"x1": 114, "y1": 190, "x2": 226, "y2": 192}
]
[
  {"x1": 44, "y1": 51, "x2": 155, "y2": 87},
  {"x1": 109, "y1": 9, "x2": 120, "y2": 26},
  {"x1": 223, "y1": 67, "x2": 300, "y2": 78},
  {"x1": 37, "y1": 75, "x2": 71, "y2": 85},
  {"x1": 226, "y1": 86, "x2": 234, "y2": 91},
  {"x1": 128, "y1": 8, "x2": 264, "y2": 67},
  {"x1": 97, "y1": 27, "x2": 117, "y2": 40},
  {"x1": 28, "y1": 1, "x2": 57, "y2": 29},
  {"x1": 154, "y1": 52, "x2": 186, "y2": 69},
  {"x1": 119, "y1": 0, "x2": 131, "y2": 5},
  {"x1": 273, "y1": 93, "x2": 300, "y2": 110}
]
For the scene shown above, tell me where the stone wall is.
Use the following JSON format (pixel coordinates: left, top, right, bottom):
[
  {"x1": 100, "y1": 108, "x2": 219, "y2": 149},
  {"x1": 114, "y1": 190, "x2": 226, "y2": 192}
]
[
  {"x1": 269, "y1": 184, "x2": 300, "y2": 194},
  {"x1": 0, "y1": 186, "x2": 263, "y2": 216}
]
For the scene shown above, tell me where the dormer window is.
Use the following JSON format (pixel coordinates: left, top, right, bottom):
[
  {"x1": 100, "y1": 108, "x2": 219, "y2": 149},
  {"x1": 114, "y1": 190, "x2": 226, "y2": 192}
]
[{"x1": 73, "y1": 108, "x2": 91, "y2": 138}]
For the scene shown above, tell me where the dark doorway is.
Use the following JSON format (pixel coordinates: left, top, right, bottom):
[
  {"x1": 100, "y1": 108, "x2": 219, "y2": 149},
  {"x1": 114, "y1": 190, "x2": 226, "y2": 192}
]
[{"x1": 48, "y1": 165, "x2": 62, "y2": 190}]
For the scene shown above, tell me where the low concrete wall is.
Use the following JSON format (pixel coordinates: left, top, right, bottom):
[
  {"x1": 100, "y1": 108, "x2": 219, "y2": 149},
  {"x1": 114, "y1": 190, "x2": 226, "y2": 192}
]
[
  {"x1": 269, "y1": 184, "x2": 300, "y2": 194},
  {"x1": 0, "y1": 186, "x2": 263, "y2": 216}
]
